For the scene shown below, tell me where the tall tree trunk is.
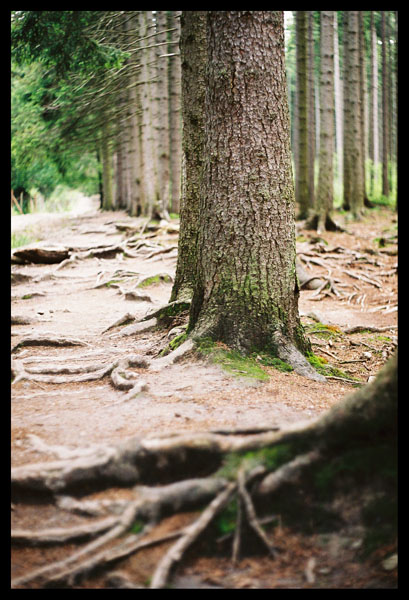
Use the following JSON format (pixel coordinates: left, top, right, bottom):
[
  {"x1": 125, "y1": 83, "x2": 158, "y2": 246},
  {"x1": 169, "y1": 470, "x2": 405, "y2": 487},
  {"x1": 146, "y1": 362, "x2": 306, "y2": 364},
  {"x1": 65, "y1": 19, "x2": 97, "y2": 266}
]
[
  {"x1": 343, "y1": 11, "x2": 364, "y2": 217},
  {"x1": 170, "y1": 11, "x2": 207, "y2": 303},
  {"x1": 369, "y1": 11, "x2": 380, "y2": 196},
  {"x1": 100, "y1": 122, "x2": 114, "y2": 211},
  {"x1": 381, "y1": 11, "x2": 389, "y2": 198},
  {"x1": 155, "y1": 11, "x2": 171, "y2": 220},
  {"x1": 307, "y1": 11, "x2": 315, "y2": 210},
  {"x1": 124, "y1": 12, "x2": 142, "y2": 216},
  {"x1": 189, "y1": 11, "x2": 319, "y2": 380},
  {"x1": 359, "y1": 11, "x2": 367, "y2": 204},
  {"x1": 315, "y1": 11, "x2": 335, "y2": 233},
  {"x1": 333, "y1": 12, "x2": 343, "y2": 181},
  {"x1": 295, "y1": 11, "x2": 310, "y2": 218},
  {"x1": 139, "y1": 11, "x2": 158, "y2": 218},
  {"x1": 167, "y1": 11, "x2": 182, "y2": 215}
]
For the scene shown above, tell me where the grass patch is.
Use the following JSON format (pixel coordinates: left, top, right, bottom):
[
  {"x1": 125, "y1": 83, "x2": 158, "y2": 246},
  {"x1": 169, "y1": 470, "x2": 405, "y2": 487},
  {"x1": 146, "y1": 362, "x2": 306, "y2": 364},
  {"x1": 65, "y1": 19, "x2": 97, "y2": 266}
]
[
  {"x1": 11, "y1": 231, "x2": 39, "y2": 249},
  {"x1": 306, "y1": 353, "x2": 361, "y2": 383},
  {"x1": 305, "y1": 322, "x2": 343, "y2": 340}
]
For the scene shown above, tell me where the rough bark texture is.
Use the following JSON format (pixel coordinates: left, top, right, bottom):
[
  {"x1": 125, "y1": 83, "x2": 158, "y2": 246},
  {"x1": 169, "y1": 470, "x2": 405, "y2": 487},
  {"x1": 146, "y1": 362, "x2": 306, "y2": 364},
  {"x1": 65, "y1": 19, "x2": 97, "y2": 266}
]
[
  {"x1": 100, "y1": 121, "x2": 114, "y2": 211},
  {"x1": 343, "y1": 12, "x2": 364, "y2": 217},
  {"x1": 381, "y1": 11, "x2": 389, "y2": 198},
  {"x1": 333, "y1": 12, "x2": 343, "y2": 179},
  {"x1": 188, "y1": 11, "x2": 313, "y2": 370},
  {"x1": 167, "y1": 10, "x2": 182, "y2": 215},
  {"x1": 295, "y1": 11, "x2": 310, "y2": 218},
  {"x1": 139, "y1": 11, "x2": 157, "y2": 218},
  {"x1": 155, "y1": 11, "x2": 171, "y2": 220},
  {"x1": 315, "y1": 12, "x2": 335, "y2": 232},
  {"x1": 170, "y1": 11, "x2": 207, "y2": 303},
  {"x1": 307, "y1": 11, "x2": 315, "y2": 209}
]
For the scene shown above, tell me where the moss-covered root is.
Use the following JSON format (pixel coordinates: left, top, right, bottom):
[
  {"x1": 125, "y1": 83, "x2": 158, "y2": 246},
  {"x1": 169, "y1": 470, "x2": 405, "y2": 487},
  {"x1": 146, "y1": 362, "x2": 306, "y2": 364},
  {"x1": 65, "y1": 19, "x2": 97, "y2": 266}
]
[{"x1": 273, "y1": 331, "x2": 326, "y2": 382}]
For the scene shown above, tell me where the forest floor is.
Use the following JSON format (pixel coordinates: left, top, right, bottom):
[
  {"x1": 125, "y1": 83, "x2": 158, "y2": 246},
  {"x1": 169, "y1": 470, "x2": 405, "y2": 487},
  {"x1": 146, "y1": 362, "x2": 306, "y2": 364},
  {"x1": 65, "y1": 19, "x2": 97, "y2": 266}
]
[{"x1": 11, "y1": 196, "x2": 397, "y2": 589}]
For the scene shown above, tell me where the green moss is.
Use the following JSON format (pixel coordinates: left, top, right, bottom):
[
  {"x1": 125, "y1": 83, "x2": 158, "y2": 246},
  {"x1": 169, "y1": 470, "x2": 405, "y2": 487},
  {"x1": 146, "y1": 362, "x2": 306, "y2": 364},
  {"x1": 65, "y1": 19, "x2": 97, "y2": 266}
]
[
  {"x1": 214, "y1": 444, "x2": 295, "y2": 481},
  {"x1": 22, "y1": 294, "x2": 32, "y2": 300},
  {"x1": 254, "y1": 354, "x2": 294, "y2": 372},
  {"x1": 129, "y1": 520, "x2": 145, "y2": 535},
  {"x1": 159, "y1": 332, "x2": 189, "y2": 357},
  {"x1": 195, "y1": 340, "x2": 269, "y2": 381},
  {"x1": 306, "y1": 352, "x2": 361, "y2": 383},
  {"x1": 313, "y1": 445, "x2": 397, "y2": 498},
  {"x1": 361, "y1": 495, "x2": 397, "y2": 558},
  {"x1": 305, "y1": 322, "x2": 343, "y2": 340}
]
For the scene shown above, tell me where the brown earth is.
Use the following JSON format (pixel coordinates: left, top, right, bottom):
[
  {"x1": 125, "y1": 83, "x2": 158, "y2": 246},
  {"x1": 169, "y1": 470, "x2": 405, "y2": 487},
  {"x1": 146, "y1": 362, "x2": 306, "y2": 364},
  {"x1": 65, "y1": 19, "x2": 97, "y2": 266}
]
[{"x1": 11, "y1": 198, "x2": 397, "y2": 588}]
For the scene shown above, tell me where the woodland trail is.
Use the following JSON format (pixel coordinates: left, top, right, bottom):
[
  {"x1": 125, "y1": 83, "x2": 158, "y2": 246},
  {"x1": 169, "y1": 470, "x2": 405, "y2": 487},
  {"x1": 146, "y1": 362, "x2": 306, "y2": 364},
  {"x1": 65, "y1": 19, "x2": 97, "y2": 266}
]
[{"x1": 11, "y1": 200, "x2": 397, "y2": 588}]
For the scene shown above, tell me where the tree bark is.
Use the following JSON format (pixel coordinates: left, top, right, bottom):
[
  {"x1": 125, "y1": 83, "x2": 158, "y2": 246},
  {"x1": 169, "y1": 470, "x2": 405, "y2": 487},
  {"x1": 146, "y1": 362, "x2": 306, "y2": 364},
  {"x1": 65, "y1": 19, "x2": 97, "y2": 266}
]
[
  {"x1": 295, "y1": 11, "x2": 310, "y2": 218},
  {"x1": 170, "y1": 11, "x2": 207, "y2": 303},
  {"x1": 188, "y1": 11, "x2": 318, "y2": 379},
  {"x1": 343, "y1": 11, "x2": 364, "y2": 217},
  {"x1": 381, "y1": 11, "x2": 389, "y2": 198},
  {"x1": 307, "y1": 11, "x2": 315, "y2": 211},
  {"x1": 154, "y1": 11, "x2": 171, "y2": 220},
  {"x1": 315, "y1": 12, "x2": 335, "y2": 232},
  {"x1": 167, "y1": 11, "x2": 182, "y2": 215},
  {"x1": 333, "y1": 12, "x2": 343, "y2": 181}
]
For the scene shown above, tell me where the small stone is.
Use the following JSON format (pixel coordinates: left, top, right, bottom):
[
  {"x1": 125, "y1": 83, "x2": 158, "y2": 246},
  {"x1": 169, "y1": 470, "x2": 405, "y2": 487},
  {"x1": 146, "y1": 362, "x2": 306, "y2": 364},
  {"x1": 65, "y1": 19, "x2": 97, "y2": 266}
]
[
  {"x1": 362, "y1": 351, "x2": 372, "y2": 359},
  {"x1": 382, "y1": 553, "x2": 398, "y2": 571}
]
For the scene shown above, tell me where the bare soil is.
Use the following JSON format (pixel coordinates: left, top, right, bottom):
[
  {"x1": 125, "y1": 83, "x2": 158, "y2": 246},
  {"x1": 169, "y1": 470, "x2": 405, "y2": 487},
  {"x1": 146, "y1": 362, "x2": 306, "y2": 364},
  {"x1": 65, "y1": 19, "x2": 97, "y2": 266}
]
[{"x1": 11, "y1": 198, "x2": 397, "y2": 588}]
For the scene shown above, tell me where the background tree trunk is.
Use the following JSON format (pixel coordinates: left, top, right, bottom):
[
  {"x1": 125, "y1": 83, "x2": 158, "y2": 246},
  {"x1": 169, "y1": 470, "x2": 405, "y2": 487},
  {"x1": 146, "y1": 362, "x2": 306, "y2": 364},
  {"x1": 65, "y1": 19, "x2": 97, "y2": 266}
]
[
  {"x1": 333, "y1": 12, "x2": 343, "y2": 182},
  {"x1": 307, "y1": 11, "x2": 315, "y2": 211},
  {"x1": 381, "y1": 11, "x2": 389, "y2": 198},
  {"x1": 170, "y1": 11, "x2": 207, "y2": 303},
  {"x1": 295, "y1": 11, "x2": 310, "y2": 218},
  {"x1": 343, "y1": 11, "x2": 364, "y2": 217},
  {"x1": 315, "y1": 11, "x2": 335, "y2": 232},
  {"x1": 167, "y1": 11, "x2": 182, "y2": 215},
  {"x1": 155, "y1": 11, "x2": 171, "y2": 220}
]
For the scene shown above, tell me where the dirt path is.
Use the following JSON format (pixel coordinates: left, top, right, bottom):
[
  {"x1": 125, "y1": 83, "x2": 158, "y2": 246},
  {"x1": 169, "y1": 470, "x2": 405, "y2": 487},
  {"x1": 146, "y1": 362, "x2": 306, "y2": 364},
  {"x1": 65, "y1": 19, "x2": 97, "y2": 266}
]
[{"x1": 11, "y1": 201, "x2": 397, "y2": 588}]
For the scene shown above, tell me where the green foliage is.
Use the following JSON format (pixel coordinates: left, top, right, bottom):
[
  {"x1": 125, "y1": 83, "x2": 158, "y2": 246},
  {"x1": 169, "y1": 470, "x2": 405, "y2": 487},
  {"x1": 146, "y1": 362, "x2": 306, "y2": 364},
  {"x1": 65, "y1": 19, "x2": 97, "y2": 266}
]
[
  {"x1": 129, "y1": 520, "x2": 145, "y2": 535},
  {"x1": 11, "y1": 231, "x2": 39, "y2": 249},
  {"x1": 11, "y1": 11, "x2": 126, "y2": 77}
]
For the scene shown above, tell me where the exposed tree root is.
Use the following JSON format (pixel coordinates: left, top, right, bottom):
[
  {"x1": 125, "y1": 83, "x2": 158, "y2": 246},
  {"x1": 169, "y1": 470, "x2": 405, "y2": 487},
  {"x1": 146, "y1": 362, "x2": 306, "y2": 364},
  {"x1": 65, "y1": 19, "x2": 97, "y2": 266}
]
[
  {"x1": 12, "y1": 354, "x2": 150, "y2": 393},
  {"x1": 11, "y1": 516, "x2": 119, "y2": 546},
  {"x1": 11, "y1": 356, "x2": 396, "y2": 588},
  {"x1": 11, "y1": 335, "x2": 89, "y2": 354}
]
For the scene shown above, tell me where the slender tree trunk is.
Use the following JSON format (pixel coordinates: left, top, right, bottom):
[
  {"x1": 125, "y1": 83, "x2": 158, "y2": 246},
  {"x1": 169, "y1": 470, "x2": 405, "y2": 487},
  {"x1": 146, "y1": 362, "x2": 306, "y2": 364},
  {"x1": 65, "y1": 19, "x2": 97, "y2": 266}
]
[
  {"x1": 139, "y1": 11, "x2": 158, "y2": 218},
  {"x1": 124, "y1": 12, "x2": 142, "y2": 216},
  {"x1": 167, "y1": 11, "x2": 182, "y2": 215},
  {"x1": 343, "y1": 12, "x2": 351, "y2": 211},
  {"x1": 315, "y1": 11, "x2": 335, "y2": 233},
  {"x1": 170, "y1": 11, "x2": 207, "y2": 303},
  {"x1": 333, "y1": 12, "x2": 343, "y2": 181},
  {"x1": 343, "y1": 11, "x2": 364, "y2": 217},
  {"x1": 307, "y1": 11, "x2": 315, "y2": 210},
  {"x1": 189, "y1": 11, "x2": 317, "y2": 380},
  {"x1": 381, "y1": 11, "x2": 389, "y2": 198},
  {"x1": 359, "y1": 11, "x2": 367, "y2": 203},
  {"x1": 100, "y1": 122, "x2": 114, "y2": 211},
  {"x1": 295, "y1": 11, "x2": 310, "y2": 218},
  {"x1": 155, "y1": 11, "x2": 171, "y2": 220},
  {"x1": 369, "y1": 12, "x2": 380, "y2": 196}
]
